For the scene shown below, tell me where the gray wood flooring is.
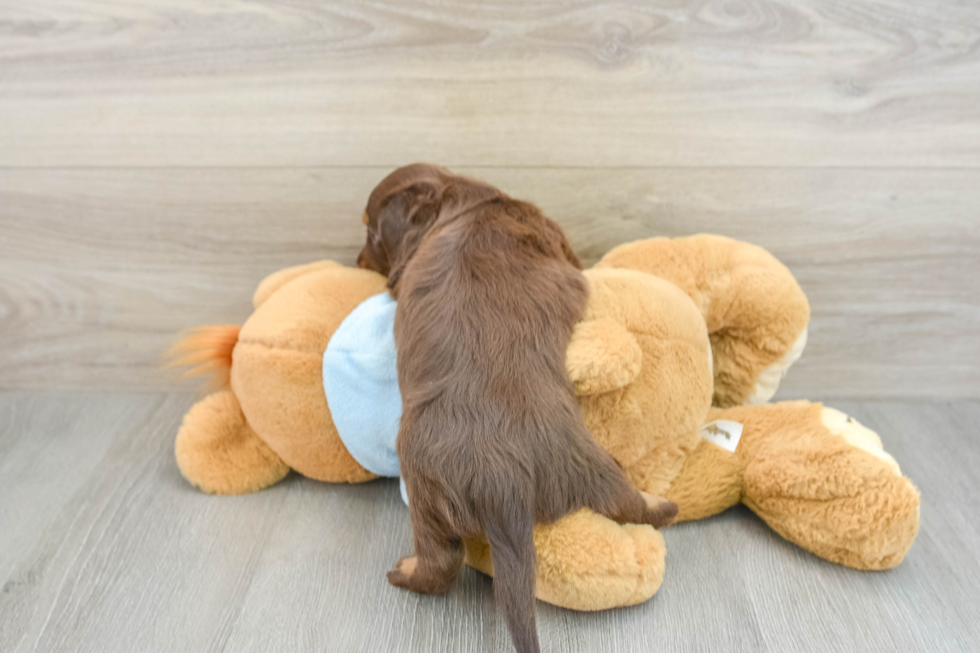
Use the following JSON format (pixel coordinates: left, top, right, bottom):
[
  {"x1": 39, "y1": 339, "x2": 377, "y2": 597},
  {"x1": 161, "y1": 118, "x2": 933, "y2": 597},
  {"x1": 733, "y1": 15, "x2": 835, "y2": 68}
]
[{"x1": 1, "y1": 393, "x2": 978, "y2": 652}]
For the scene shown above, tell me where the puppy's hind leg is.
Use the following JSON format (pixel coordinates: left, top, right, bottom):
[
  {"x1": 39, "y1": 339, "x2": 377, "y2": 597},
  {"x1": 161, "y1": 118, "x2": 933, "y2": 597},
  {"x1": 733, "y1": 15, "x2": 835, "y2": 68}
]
[
  {"x1": 388, "y1": 495, "x2": 464, "y2": 596},
  {"x1": 592, "y1": 475, "x2": 678, "y2": 529},
  {"x1": 570, "y1": 440, "x2": 678, "y2": 529},
  {"x1": 637, "y1": 491, "x2": 680, "y2": 529}
]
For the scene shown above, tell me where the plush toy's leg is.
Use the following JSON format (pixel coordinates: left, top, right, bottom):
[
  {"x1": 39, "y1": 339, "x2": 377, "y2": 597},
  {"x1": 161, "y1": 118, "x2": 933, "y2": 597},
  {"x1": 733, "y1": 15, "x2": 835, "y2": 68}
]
[
  {"x1": 175, "y1": 390, "x2": 290, "y2": 494},
  {"x1": 713, "y1": 402, "x2": 919, "y2": 570},
  {"x1": 663, "y1": 435, "x2": 745, "y2": 522},
  {"x1": 596, "y1": 235, "x2": 811, "y2": 407},
  {"x1": 464, "y1": 509, "x2": 666, "y2": 611}
]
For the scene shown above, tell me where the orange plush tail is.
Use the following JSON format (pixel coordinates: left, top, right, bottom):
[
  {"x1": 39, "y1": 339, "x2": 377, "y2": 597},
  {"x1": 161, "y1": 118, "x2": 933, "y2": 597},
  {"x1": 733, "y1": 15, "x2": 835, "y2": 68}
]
[{"x1": 165, "y1": 325, "x2": 241, "y2": 392}]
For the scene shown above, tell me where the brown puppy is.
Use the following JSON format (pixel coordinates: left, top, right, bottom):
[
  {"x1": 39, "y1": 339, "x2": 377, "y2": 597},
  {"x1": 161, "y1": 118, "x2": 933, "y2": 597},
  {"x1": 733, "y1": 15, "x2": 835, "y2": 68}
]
[{"x1": 358, "y1": 164, "x2": 677, "y2": 653}]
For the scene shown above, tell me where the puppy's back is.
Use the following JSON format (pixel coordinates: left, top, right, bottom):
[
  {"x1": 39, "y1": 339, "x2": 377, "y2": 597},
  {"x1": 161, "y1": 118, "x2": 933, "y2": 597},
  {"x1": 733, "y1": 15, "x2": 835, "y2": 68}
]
[
  {"x1": 394, "y1": 197, "x2": 588, "y2": 653},
  {"x1": 394, "y1": 197, "x2": 586, "y2": 429}
]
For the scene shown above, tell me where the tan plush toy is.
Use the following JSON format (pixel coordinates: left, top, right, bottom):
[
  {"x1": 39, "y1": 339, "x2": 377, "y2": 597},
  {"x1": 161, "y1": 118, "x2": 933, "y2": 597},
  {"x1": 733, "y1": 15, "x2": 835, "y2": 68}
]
[{"x1": 170, "y1": 235, "x2": 920, "y2": 612}]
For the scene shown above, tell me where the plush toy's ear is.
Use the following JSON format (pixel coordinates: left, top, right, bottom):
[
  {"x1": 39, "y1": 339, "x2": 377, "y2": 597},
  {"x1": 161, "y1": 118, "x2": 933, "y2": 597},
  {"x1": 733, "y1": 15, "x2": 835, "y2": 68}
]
[
  {"x1": 252, "y1": 260, "x2": 343, "y2": 309},
  {"x1": 566, "y1": 318, "x2": 643, "y2": 396}
]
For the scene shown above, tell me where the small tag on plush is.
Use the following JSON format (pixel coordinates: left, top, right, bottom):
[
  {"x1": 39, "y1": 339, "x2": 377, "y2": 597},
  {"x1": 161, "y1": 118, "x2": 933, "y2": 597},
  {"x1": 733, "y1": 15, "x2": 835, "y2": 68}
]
[{"x1": 700, "y1": 420, "x2": 743, "y2": 453}]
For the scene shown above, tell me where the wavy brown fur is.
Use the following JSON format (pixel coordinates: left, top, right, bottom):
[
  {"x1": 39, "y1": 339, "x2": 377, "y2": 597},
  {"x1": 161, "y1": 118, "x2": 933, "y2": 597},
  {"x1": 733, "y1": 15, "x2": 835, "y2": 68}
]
[{"x1": 358, "y1": 164, "x2": 677, "y2": 653}]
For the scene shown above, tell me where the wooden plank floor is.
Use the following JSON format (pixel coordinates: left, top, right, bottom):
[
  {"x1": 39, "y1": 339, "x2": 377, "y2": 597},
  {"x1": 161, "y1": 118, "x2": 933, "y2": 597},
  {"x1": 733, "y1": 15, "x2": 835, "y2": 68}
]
[{"x1": 1, "y1": 392, "x2": 978, "y2": 652}]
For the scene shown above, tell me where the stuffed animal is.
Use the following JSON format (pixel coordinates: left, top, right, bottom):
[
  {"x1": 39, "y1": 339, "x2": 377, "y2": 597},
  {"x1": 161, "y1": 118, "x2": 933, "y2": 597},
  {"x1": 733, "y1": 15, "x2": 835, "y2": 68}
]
[{"x1": 169, "y1": 235, "x2": 920, "y2": 611}]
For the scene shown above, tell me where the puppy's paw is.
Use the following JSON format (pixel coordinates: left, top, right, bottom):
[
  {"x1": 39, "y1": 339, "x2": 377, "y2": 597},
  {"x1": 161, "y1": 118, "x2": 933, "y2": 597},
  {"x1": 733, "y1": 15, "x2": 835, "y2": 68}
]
[
  {"x1": 387, "y1": 556, "x2": 419, "y2": 590},
  {"x1": 641, "y1": 492, "x2": 679, "y2": 529}
]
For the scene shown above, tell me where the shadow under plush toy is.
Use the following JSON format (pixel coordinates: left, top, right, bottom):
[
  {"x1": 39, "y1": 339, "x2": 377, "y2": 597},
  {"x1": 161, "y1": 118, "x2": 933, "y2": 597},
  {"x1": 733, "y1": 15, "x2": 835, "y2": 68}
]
[{"x1": 169, "y1": 234, "x2": 920, "y2": 611}]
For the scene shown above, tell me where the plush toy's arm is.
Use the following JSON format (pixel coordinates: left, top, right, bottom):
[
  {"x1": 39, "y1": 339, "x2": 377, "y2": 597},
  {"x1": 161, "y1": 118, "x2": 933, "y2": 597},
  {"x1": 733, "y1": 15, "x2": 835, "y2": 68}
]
[
  {"x1": 597, "y1": 235, "x2": 810, "y2": 407},
  {"x1": 252, "y1": 260, "x2": 343, "y2": 309},
  {"x1": 176, "y1": 390, "x2": 290, "y2": 494},
  {"x1": 565, "y1": 318, "x2": 642, "y2": 396}
]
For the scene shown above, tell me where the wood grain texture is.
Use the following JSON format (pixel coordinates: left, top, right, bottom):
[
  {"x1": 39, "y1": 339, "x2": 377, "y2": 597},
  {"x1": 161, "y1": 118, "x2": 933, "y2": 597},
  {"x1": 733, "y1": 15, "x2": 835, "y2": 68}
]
[
  {"x1": 1, "y1": 393, "x2": 978, "y2": 652},
  {"x1": 2, "y1": 0, "x2": 980, "y2": 167},
  {"x1": 1, "y1": 167, "x2": 977, "y2": 397},
  {"x1": 2, "y1": 2, "x2": 976, "y2": 650}
]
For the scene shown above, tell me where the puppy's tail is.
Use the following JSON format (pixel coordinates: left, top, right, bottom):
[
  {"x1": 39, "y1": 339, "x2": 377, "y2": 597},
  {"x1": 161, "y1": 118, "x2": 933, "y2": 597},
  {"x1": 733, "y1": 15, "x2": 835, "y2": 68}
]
[
  {"x1": 164, "y1": 325, "x2": 241, "y2": 392},
  {"x1": 478, "y1": 484, "x2": 540, "y2": 653}
]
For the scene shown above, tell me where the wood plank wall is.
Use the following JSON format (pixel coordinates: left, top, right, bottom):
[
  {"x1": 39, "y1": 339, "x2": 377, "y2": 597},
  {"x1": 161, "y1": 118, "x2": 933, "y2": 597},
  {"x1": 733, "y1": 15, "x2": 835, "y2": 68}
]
[{"x1": 1, "y1": 0, "x2": 978, "y2": 397}]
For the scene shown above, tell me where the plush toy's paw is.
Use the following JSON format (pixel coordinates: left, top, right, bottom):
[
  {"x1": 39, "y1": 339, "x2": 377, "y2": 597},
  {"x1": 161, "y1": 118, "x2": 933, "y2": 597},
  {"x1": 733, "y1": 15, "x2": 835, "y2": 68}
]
[
  {"x1": 641, "y1": 492, "x2": 679, "y2": 529},
  {"x1": 820, "y1": 407, "x2": 900, "y2": 472},
  {"x1": 744, "y1": 326, "x2": 808, "y2": 405}
]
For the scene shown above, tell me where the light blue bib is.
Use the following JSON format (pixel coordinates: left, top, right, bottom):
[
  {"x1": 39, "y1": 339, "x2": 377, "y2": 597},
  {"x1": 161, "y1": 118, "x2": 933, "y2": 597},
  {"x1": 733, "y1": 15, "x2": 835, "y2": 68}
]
[{"x1": 322, "y1": 292, "x2": 408, "y2": 503}]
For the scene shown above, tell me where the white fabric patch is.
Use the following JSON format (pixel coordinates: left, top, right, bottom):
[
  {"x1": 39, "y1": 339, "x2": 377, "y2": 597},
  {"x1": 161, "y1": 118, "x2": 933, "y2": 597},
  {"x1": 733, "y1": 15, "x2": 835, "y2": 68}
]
[
  {"x1": 820, "y1": 407, "x2": 901, "y2": 474},
  {"x1": 747, "y1": 326, "x2": 808, "y2": 405},
  {"x1": 700, "y1": 420, "x2": 743, "y2": 453}
]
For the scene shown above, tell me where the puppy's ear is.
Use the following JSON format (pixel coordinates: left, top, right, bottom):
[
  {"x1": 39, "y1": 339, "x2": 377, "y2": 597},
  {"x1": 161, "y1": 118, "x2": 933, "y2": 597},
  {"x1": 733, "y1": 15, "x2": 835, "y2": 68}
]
[
  {"x1": 378, "y1": 184, "x2": 442, "y2": 291},
  {"x1": 541, "y1": 219, "x2": 582, "y2": 269}
]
